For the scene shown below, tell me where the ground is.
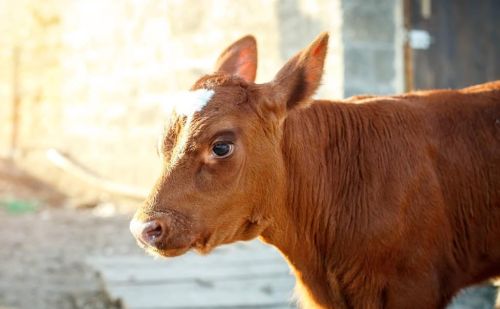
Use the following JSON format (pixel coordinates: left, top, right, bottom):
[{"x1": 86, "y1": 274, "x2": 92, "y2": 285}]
[{"x1": 0, "y1": 159, "x2": 141, "y2": 309}]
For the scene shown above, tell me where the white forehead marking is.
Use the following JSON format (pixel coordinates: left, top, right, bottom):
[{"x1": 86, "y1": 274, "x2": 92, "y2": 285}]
[
  {"x1": 164, "y1": 89, "x2": 215, "y2": 117},
  {"x1": 158, "y1": 89, "x2": 214, "y2": 160}
]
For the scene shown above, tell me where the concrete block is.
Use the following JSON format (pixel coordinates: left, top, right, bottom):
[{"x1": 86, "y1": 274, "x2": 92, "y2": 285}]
[
  {"x1": 344, "y1": 47, "x2": 374, "y2": 82},
  {"x1": 343, "y1": 0, "x2": 396, "y2": 43},
  {"x1": 374, "y1": 49, "x2": 396, "y2": 83}
]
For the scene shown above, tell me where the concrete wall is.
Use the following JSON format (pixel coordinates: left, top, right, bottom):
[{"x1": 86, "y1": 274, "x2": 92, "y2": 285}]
[
  {"x1": 342, "y1": 0, "x2": 404, "y2": 97},
  {"x1": 0, "y1": 0, "x2": 346, "y2": 190},
  {"x1": 0, "y1": 0, "x2": 404, "y2": 192},
  {"x1": 0, "y1": 0, "x2": 64, "y2": 157}
]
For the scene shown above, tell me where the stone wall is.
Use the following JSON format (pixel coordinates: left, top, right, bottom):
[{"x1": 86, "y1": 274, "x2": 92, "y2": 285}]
[
  {"x1": 0, "y1": 0, "x2": 63, "y2": 157},
  {"x1": 342, "y1": 0, "x2": 404, "y2": 97},
  {"x1": 0, "y1": 0, "x2": 404, "y2": 191}
]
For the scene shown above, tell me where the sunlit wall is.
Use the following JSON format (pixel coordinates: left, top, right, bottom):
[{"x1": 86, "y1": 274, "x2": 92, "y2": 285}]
[{"x1": 1, "y1": 0, "x2": 402, "y2": 191}]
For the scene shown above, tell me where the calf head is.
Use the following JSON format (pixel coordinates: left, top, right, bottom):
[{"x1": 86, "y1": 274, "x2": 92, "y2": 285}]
[{"x1": 130, "y1": 33, "x2": 329, "y2": 257}]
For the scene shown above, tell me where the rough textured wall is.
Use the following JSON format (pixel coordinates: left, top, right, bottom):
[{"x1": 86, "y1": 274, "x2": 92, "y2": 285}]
[
  {"x1": 0, "y1": 0, "x2": 344, "y2": 189},
  {"x1": 0, "y1": 0, "x2": 63, "y2": 157},
  {"x1": 1, "y1": 0, "x2": 407, "y2": 189},
  {"x1": 342, "y1": 0, "x2": 404, "y2": 97}
]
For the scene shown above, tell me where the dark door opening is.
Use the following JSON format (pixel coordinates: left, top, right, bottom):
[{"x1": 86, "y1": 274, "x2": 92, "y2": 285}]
[{"x1": 405, "y1": 0, "x2": 500, "y2": 90}]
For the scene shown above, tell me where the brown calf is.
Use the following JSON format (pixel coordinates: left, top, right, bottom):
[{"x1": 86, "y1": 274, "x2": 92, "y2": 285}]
[{"x1": 130, "y1": 33, "x2": 500, "y2": 308}]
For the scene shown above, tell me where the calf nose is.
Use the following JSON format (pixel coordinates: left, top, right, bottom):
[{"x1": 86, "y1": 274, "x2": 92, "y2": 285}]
[{"x1": 129, "y1": 219, "x2": 167, "y2": 246}]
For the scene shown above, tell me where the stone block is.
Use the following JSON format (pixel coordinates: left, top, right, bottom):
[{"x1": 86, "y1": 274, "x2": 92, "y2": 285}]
[
  {"x1": 374, "y1": 49, "x2": 395, "y2": 83},
  {"x1": 343, "y1": 0, "x2": 396, "y2": 43},
  {"x1": 344, "y1": 47, "x2": 374, "y2": 82}
]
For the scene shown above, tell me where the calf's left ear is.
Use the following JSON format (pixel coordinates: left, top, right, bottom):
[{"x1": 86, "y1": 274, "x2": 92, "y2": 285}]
[{"x1": 267, "y1": 32, "x2": 328, "y2": 112}]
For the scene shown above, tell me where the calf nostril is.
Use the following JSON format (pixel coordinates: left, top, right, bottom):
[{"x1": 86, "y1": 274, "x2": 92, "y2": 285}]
[
  {"x1": 140, "y1": 220, "x2": 166, "y2": 245},
  {"x1": 145, "y1": 222, "x2": 163, "y2": 238},
  {"x1": 130, "y1": 218, "x2": 170, "y2": 247}
]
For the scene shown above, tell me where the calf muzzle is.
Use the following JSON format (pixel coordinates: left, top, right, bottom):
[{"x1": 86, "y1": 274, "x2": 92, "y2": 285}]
[{"x1": 130, "y1": 218, "x2": 168, "y2": 247}]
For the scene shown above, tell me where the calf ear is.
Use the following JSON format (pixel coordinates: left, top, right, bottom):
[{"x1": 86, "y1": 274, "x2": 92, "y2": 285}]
[
  {"x1": 214, "y1": 35, "x2": 257, "y2": 83},
  {"x1": 270, "y1": 32, "x2": 328, "y2": 111}
]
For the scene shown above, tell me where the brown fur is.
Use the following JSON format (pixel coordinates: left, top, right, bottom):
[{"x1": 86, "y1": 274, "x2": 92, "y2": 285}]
[{"x1": 131, "y1": 33, "x2": 500, "y2": 308}]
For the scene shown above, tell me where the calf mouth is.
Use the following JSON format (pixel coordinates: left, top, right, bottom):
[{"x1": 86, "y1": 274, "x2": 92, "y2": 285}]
[
  {"x1": 145, "y1": 244, "x2": 192, "y2": 258},
  {"x1": 135, "y1": 232, "x2": 200, "y2": 258}
]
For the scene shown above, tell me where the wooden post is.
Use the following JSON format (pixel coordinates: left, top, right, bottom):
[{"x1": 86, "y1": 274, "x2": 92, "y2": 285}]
[
  {"x1": 403, "y1": 0, "x2": 414, "y2": 91},
  {"x1": 10, "y1": 45, "x2": 21, "y2": 159}
]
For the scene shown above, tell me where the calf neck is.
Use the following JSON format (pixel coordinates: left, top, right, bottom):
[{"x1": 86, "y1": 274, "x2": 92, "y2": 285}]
[{"x1": 263, "y1": 88, "x2": 500, "y2": 308}]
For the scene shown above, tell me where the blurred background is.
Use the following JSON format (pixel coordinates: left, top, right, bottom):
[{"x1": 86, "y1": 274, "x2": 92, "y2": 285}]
[{"x1": 0, "y1": 0, "x2": 498, "y2": 308}]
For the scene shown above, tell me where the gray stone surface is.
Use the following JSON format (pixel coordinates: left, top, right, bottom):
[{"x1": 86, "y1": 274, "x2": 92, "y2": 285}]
[
  {"x1": 448, "y1": 284, "x2": 498, "y2": 309},
  {"x1": 341, "y1": 0, "x2": 401, "y2": 97},
  {"x1": 87, "y1": 240, "x2": 297, "y2": 309},
  {"x1": 374, "y1": 49, "x2": 396, "y2": 82}
]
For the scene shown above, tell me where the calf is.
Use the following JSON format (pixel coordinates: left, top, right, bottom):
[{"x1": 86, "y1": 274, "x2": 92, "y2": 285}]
[{"x1": 130, "y1": 33, "x2": 500, "y2": 308}]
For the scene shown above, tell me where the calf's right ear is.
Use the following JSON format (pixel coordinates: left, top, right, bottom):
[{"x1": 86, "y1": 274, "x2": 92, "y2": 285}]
[
  {"x1": 214, "y1": 35, "x2": 258, "y2": 83},
  {"x1": 266, "y1": 32, "x2": 328, "y2": 114}
]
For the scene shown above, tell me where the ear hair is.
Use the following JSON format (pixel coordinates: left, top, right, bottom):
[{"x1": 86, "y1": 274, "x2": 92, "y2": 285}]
[
  {"x1": 271, "y1": 32, "x2": 329, "y2": 110},
  {"x1": 214, "y1": 35, "x2": 258, "y2": 83}
]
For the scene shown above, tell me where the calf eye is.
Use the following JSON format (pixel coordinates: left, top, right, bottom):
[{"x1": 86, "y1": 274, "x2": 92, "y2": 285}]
[{"x1": 212, "y1": 142, "x2": 234, "y2": 158}]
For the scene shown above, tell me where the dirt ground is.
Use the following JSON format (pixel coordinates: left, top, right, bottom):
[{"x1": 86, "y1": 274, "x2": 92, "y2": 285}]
[{"x1": 0, "y1": 159, "x2": 143, "y2": 309}]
